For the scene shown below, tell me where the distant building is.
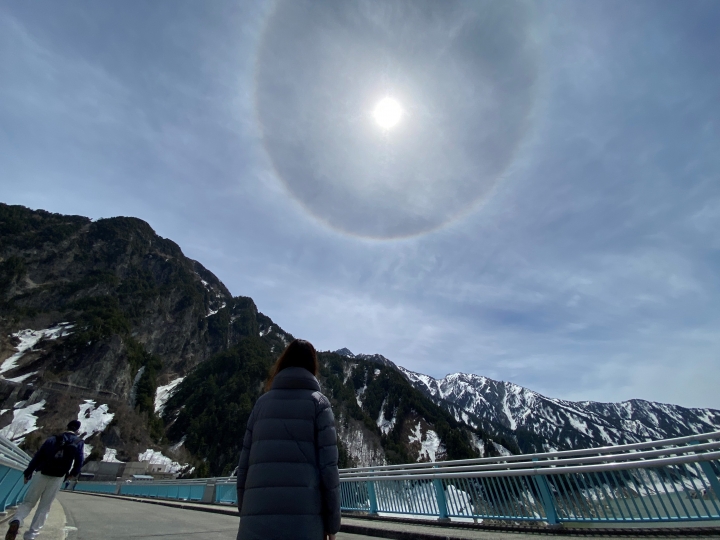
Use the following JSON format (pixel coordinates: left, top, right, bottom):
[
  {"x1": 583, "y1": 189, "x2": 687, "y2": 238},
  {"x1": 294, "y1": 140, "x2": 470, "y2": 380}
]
[{"x1": 80, "y1": 459, "x2": 179, "y2": 481}]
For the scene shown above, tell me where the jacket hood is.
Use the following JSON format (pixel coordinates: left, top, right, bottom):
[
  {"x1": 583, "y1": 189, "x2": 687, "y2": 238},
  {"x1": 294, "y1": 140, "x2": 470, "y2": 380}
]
[
  {"x1": 60, "y1": 431, "x2": 82, "y2": 444},
  {"x1": 271, "y1": 367, "x2": 321, "y2": 391}
]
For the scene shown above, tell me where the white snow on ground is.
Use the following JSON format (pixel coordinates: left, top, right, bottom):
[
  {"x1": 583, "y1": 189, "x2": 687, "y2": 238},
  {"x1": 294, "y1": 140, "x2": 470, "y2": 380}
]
[
  {"x1": 501, "y1": 393, "x2": 517, "y2": 430},
  {"x1": 1, "y1": 323, "x2": 74, "y2": 376},
  {"x1": 154, "y1": 377, "x2": 185, "y2": 414},
  {"x1": 83, "y1": 445, "x2": 93, "y2": 460},
  {"x1": 355, "y1": 383, "x2": 367, "y2": 408},
  {"x1": 169, "y1": 436, "x2": 186, "y2": 453},
  {"x1": 469, "y1": 432, "x2": 485, "y2": 457},
  {"x1": 567, "y1": 415, "x2": 591, "y2": 436},
  {"x1": 373, "y1": 368, "x2": 380, "y2": 376},
  {"x1": 138, "y1": 449, "x2": 185, "y2": 474},
  {"x1": 492, "y1": 441, "x2": 513, "y2": 456},
  {"x1": 408, "y1": 422, "x2": 445, "y2": 462},
  {"x1": 259, "y1": 325, "x2": 272, "y2": 337},
  {"x1": 0, "y1": 400, "x2": 46, "y2": 443},
  {"x1": 206, "y1": 302, "x2": 226, "y2": 318},
  {"x1": 376, "y1": 401, "x2": 396, "y2": 436},
  {"x1": 78, "y1": 400, "x2": 114, "y2": 439},
  {"x1": 102, "y1": 448, "x2": 122, "y2": 463},
  {"x1": 6, "y1": 371, "x2": 38, "y2": 383}
]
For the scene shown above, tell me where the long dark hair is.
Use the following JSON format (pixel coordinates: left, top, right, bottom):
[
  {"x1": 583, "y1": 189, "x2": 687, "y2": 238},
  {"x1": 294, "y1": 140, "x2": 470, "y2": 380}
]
[{"x1": 265, "y1": 339, "x2": 318, "y2": 392}]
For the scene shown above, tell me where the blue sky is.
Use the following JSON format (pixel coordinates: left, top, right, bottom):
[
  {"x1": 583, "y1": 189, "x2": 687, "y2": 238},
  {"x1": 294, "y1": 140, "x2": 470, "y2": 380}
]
[{"x1": 1, "y1": 1, "x2": 719, "y2": 408}]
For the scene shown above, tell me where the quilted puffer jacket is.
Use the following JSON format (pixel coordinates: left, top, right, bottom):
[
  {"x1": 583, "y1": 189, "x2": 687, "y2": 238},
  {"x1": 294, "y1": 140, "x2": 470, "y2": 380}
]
[{"x1": 236, "y1": 367, "x2": 341, "y2": 540}]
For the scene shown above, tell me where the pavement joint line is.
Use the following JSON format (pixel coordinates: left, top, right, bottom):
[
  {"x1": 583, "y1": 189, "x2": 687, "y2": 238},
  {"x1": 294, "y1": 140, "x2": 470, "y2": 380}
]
[{"x1": 62, "y1": 492, "x2": 720, "y2": 538}]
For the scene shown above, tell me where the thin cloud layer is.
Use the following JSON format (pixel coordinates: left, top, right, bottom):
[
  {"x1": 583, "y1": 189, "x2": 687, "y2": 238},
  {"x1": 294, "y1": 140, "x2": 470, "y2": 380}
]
[
  {"x1": 1, "y1": 1, "x2": 720, "y2": 408},
  {"x1": 256, "y1": 0, "x2": 537, "y2": 238}
]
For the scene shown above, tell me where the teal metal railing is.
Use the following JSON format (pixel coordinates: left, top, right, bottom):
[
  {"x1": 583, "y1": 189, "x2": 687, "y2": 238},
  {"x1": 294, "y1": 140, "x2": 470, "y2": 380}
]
[
  {"x1": 0, "y1": 435, "x2": 32, "y2": 512},
  {"x1": 339, "y1": 430, "x2": 720, "y2": 524},
  {"x1": 69, "y1": 431, "x2": 720, "y2": 525}
]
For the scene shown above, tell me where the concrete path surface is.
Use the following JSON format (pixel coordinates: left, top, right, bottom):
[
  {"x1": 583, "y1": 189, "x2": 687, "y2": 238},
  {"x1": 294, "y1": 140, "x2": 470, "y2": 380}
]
[
  {"x1": 57, "y1": 492, "x2": 369, "y2": 539},
  {"x1": 0, "y1": 499, "x2": 66, "y2": 540},
  {"x1": 56, "y1": 492, "x2": 720, "y2": 540}
]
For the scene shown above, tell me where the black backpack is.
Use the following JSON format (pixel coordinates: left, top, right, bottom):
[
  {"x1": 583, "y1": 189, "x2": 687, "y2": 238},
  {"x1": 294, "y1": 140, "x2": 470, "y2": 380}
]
[{"x1": 43, "y1": 434, "x2": 80, "y2": 477}]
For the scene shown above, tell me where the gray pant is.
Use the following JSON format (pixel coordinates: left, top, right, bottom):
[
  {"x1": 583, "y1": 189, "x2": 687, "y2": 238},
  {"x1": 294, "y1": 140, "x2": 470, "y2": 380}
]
[{"x1": 13, "y1": 473, "x2": 64, "y2": 540}]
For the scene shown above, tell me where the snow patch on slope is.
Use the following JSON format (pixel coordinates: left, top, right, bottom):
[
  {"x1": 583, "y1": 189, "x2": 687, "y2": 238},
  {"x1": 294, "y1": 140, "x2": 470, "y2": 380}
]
[
  {"x1": 376, "y1": 400, "x2": 396, "y2": 436},
  {"x1": 78, "y1": 400, "x2": 114, "y2": 439},
  {"x1": 1, "y1": 323, "x2": 74, "y2": 376},
  {"x1": 492, "y1": 441, "x2": 513, "y2": 457},
  {"x1": 138, "y1": 449, "x2": 185, "y2": 474},
  {"x1": 408, "y1": 422, "x2": 445, "y2": 462},
  {"x1": 0, "y1": 400, "x2": 46, "y2": 443},
  {"x1": 103, "y1": 448, "x2": 122, "y2": 463},
  {"x1": 154, "y1": 377, "x2": 185, "y2": 414}
]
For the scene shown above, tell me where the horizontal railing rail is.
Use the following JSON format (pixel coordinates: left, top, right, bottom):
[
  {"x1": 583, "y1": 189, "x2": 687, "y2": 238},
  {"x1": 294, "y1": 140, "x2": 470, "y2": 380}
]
[
  {"x1": 339, "y1": 440, "x2": 720, "y2": 478},
  {"x1": 69, "y1": 431, "x2": 720, "y2": 526},
  {"x1": 341, "y1": 430, "x2": 720, "y2": 473}
]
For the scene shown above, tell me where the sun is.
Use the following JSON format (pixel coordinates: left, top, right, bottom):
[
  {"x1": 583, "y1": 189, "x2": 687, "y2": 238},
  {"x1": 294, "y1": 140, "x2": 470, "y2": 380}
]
[{"x1": 373, "y1": 97, "x2": 402, "y2": 130}]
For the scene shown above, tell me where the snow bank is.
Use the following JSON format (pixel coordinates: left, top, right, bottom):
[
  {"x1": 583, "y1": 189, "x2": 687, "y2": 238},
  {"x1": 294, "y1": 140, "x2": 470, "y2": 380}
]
[
  {"x1": 408, "y1": 422, "x2": 445, "y2": 462},
  {"x1": 154, "y1": 377, "x2": 185, "y2": 414},
  {"x1": 206, "y1": 302, "x2": 226, "y2": 318},
  {"x1": 0, "y1": 400, "x2": 46, "y2": 443},
  {"x1": 103, "y1": 448, "x2": 122, "y2": 463},
  {"x1": 138, "y1": 449, "x2": 185, "y2": 474},
  {"x1": 6, "y1": 371, "x2": 38, "y2": 383},
  {"x1": 376, "y1": 400, "x2": 396, "y2": 436},
  {"x1": 78, "y1": 400, "x2": 114, "y2": 439},
  {"x1": 492, "y1": 441, "x2": 513, "y2": 456},
  {"x1": 1, "y1": 323, "x2": 74, "y2": 376}
]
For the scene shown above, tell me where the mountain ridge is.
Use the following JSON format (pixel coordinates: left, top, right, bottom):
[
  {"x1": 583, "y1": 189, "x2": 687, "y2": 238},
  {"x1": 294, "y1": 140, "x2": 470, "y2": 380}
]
[
  {"x1": 397, "y1": 366, "x2": 720, "y2": 453},
  {"x1": 1, "y1": 202, "x2": 717, "y2": 478}
]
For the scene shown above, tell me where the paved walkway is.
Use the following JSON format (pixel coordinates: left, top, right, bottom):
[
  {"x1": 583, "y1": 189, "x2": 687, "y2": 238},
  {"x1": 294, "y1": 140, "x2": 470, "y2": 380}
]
[
  {"x1": 56, "y1": 491, "x2": 720, "y2": 539},
  {"x1": 58, "y1": 492, "x2": 370, "y2": 539},
  {"x1": 0, "y1": 499, "x2": 68, "y2": 540}
]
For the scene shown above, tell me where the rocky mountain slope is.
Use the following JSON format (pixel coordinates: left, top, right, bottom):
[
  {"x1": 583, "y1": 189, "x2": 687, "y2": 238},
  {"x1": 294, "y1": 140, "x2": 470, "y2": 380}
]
[
  {"x1": 399, "y1": 368, "x2": 720, "y2": 453},
  {"x1": 0, "y1": 203, "x2": 498, "y2": 475},
  {"x1": 2, "y1": 203, "x2": 717, "y2": 477}
]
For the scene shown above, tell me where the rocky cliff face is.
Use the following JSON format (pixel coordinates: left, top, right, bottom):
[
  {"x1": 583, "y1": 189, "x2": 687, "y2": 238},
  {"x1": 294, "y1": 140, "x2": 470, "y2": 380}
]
[
  {"x1": 0, "y1": 203, "x2": 495, "y2": 473},
  {"x1": 2, "y1": 203, "x2": 716, "y2": 476}
]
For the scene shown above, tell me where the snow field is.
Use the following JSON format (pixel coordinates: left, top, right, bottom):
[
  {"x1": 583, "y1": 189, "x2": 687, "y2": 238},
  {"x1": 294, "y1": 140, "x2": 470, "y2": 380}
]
[
  {"x1": 102, "y1": 448, "x2": 122, "y2": 463},
  {"x1": 0, "y1": 400, "x2": 46, "y2": 443},
  {"x1": 138, "y1": 449, "x2": 185, "y2": 474},
  {"x1": 1, "y1": 323, "x2": 74, "y2": 377},
  {"x1": 376, "y1": 399, "x2": 396, "y2": 436},
  {"x1": 78, "y1": 400, "x2": 114, "y2": 439},
  {"x1": 154, "y1": 377, "x2": 185, "y2": 413},
  {"x1": 408, "y1": 422, "x2": 445, "y2": 462}
]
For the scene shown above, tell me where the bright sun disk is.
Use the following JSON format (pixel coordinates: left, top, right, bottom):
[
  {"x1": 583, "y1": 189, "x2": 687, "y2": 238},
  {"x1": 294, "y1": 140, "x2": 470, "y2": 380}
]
[{"x1": 373, "y1": 97, "x2": 402, "y2": 129}]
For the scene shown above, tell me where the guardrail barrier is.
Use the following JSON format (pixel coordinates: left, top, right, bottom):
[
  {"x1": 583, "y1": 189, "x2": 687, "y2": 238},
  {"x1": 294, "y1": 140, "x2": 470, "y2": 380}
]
[
  {"x1": 69, "y1": 431, "x2": 720, "y2": 526},
  {"x1": 0, "y1": 435, "x2": 32, "y2": 512}
]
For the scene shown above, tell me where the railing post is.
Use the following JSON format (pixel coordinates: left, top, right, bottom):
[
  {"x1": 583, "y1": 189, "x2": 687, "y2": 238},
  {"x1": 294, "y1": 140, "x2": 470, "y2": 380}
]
[
  {"x1": 431, "y1": 466, "x2": 449, "y2": 522},
  {"x1": 366, "y1": 480, "x2": 378, "y2": 515},
  {"x1": 691, "y1": 441, "x2": 720, "y2": 499},
  {"x1": 433, "y1": 477, "x2": 449, "y2": 521},
  {"x1": 202, "y1": 478, "x2": 217, "y2": 503},
  {"x1": 533, "y1": 459, "x2": 558, "y2": 526}
]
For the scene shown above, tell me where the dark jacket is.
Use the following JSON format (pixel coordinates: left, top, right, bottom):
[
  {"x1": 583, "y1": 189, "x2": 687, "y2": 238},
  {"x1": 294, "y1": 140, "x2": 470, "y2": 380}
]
[
  {"x1": 24, "y1": 431, "x2": 84, "y2": 478},
  {"x1": 236, "y1": 367, "x2": 341, "y2": 540}
]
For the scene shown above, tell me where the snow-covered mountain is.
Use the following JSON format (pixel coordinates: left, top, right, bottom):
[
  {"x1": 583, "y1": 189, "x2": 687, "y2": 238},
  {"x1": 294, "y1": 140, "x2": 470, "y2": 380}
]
[{"x1": 399, "y1": 368, "x2": 720, "y2": 453}]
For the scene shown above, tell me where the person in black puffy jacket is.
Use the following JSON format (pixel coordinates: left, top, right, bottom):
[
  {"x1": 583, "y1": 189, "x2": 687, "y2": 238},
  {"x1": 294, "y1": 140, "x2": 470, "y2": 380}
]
[{"x1": 236, "y1": 339, "x2": 340, "y2": 540}]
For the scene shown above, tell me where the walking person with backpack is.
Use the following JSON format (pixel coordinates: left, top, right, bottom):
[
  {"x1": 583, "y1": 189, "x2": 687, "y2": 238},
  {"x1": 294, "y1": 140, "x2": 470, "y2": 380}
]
[{"x1": 5, "y1": 420, "x2": 84, "y2": 540}]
